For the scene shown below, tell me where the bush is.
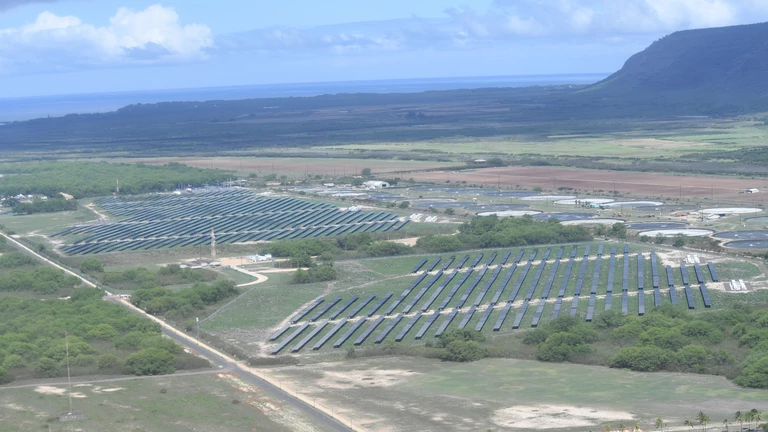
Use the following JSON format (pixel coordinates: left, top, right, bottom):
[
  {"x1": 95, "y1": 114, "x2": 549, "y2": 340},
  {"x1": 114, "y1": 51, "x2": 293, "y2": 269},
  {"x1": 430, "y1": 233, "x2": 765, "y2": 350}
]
[
  {"x1": 71, "y1": 354, "x2": 97, "y2": 367},
  {"x1": 293, "y1": 264, "x2": 337, "y2": 284},
  {"x1": 2, "y1": 354, "x2": 25, "y2": 369},
  {"x1": 97, "y1": 354, "x2": 121, "y2": 369},
  {"x1": 0, "y1": 366, "x2": 9, "y2": 384},
  {"x1": 609, "y1": 346, "x2": 672, "y2": 372},
  {"x1": 536, "y1": 332, "x2": 591, "y2": 362},
  {"x1": 364, "y1": 241, "x2": 410, "y2": 257},
  {"x1": 0, "y1": 252, "x2": 37, "y2": 268},
  {"x1": 436, "y1": 329, "x2": 486, "y2": 348},
  {"x1": 79, "y1": 258, "x2": 104, "y2": 274},
  {"x1": 734, "y1": 355, "x2": 768, "y2": 388},
  {"x1": 440, "y1": 340, "x2": 488, "y2": 362},
  {"x1": 33, "y1": 357, "x2": 60, "y2": 378},
  {"x1": 124, "y1": 348, "x2": 176, "y2": 376}
]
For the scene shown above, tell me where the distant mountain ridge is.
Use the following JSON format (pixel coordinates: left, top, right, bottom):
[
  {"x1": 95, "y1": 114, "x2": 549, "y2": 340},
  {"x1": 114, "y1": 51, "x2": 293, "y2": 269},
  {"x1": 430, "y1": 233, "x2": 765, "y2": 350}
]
[{"x1": 582, "y1": 21, "x2": 768, "y2": 113}]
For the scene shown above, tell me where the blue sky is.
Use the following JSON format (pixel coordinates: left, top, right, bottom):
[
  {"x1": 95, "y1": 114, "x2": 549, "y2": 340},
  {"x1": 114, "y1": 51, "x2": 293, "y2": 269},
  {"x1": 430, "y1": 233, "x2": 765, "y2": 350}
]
[{"x1": 1, "y1": 0, "x2": 767, "y2": 97}]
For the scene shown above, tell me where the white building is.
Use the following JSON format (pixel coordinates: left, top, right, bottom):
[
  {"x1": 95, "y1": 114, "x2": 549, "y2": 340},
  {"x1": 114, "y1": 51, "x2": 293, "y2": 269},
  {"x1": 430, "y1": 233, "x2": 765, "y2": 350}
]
[
  {"x1": 747, "y1": 188, "x2": 760, "y2": 193},
  {"x1": 363, "y1": 180, "x2": 390, "y2": 189}
]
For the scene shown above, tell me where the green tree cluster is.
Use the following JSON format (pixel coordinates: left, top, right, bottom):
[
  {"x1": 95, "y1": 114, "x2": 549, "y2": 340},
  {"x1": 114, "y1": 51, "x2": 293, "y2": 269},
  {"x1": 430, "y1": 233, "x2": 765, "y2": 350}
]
[
  {"x1": 436, "y1": 330, "x2": 489, "y2": 362},
  {"x1": 0, "y1": 161, "x2": 232, "y2": 199},
  {"x1": 131, "y1": 279, "x2": 239, "y2": 320},
  {"x1": 417, "y1": 215, "x2": 592, "y2": 253},
  {"x1": 0, "y1": 267, "x2": 81, "y2": 294},
  {"x1": 12, "y1": 198, "x2": 78, "y2": 215},
  {"x1": 0, "y1": 290, "x2": 185, "y2": 383}
]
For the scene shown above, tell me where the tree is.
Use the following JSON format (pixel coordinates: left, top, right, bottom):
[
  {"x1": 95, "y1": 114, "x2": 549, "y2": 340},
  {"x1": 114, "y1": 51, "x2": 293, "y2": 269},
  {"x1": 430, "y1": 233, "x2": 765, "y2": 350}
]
[
  {"x1": 361, "y1": 168, "x2": 372, "y2": 177},
  {"x1": 673, "y1": 233, "x2": 686, "y2": 248},
  {"x1": 611, "y1": 222, "x2": 627, "y2": 239},
  {"x1": 655, "y1": 418, "x2": 665, "y2": 431},
  {"x1": 603, "y1": 425, "x2": 612, "y2": 431},
  {"x1": 97, "y1": 354, "x2": 121, "y2": 369},
  {"x1": 33, "y1": 357, "x2": 60, "y2": 378},
  {"x1": 684, "y1": 419, "x2": 694, "y2": 430},
  {"x1": 123, "y1": 348, "x2": 175, "y2": 376},
  {"x1": 696, "y1": 411, "x2": 710, "y2": 432},
  {"x1": 79, "y1": 258, "x2": 104, "y2": 274},
  {"x1": 398, "y1": 201, "x2": 410, "y2": 209},
  {"x1": 444, "y1": 208, "x2": 455, "y2": 215},
  {"x1": 723, "y1": 419, "x2": 729, "y2": 432},
  {"x1": 735, "y1": 411, "x2": 744, "y2": 432},
  {"x1": 0, "y1": 366, "x2": 9, "y2": 384}
]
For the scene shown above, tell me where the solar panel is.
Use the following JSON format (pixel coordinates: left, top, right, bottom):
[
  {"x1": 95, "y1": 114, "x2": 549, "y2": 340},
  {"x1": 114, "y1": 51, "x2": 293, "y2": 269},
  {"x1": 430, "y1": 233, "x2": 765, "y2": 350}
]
[
  {"x1": 637, "y1": 253, "x2": 644, "y2": 290},
  {"x1": 707, "y1": 262, "x2": 719, "y2": 282},
  {"x1": 271, "y1": 323, "x2": 309, "y2": 355},
  {"x1": 699, "y1": 283, "x2": 712, "y2": 308},
  {"x1": 470, "y1": 254, "x2": 484, "y2": 268},
  {"x1": 508, "y1": 262, "x2": 532, "y2": 303},
  {"x1": 292, "y1": 321, "x2": 329, "y2": 353},
  {"x1": 415, "y1": 312, "x2": 441, "y2": 339},
  {"x1": 528, "y1": 250, "x2": 538, "y2": 262},
  {"x1": 354, "y1": 316, "x2": 386, "y2": 345},
  {"x1": 558, "y1": 255, "x2": 576, "y2": 298},
  {"x1": 683, "y1": 285, "x2": 695, "y2": 309},
  {"x1": 556, "y1": 247, "x2": 565, "y2": 260},
  {"x1": 514, "y1": 250, "x2": 526, "y2": 263},
  {"x1": 500, "y1": 251, "x2": 512, "y2": 265},
  {"x1": 624, "y1": 244, "x2": 629, "y2": 254},
  {"x1": 606, "y1": 252, "x2": 615, "y2": 293},
  {"x1": 412, "y1": 258, "x2": 428, "y2": 273},
  {"x1": 310, "y1": 297, "x2": 343, "y2": 322},
  {"x1": 583, "y1": 244, "x2": 591, "y2": 257},
  {"x1": 375, "y1": 314, "x2": 404, "y2": 344},
  {"x1": 651, "y1": 252, "x2": 659, "y2": 288},
  {"x1": 455, "y1": 255, "x2": 470, "y2": 269},
  {"x1": 693, "y1": 264, "x2": 705, "y2": 284},
  {"x1": 669, "y1": 285, "x2": 679, "y2": 305},
  {"x1": 267, "y1": 325, "x2": 291, "y2": 341},
  {"x1": 531, "y1": 299, "x2": 547, "y2": 327},
  {"x1": 475, "y1": 305, "x2": 494, "y2": 331},
  {"x1": 435, "y1": 310, "x2": 459, "y2": 337},
  {"x1": 493, "y1": 304, "x2": 512, "y2": 331},
  {"x1": 348, "y1": 294, "x2": 376, "y2": 318},
  {"x1": 490, "y1": 264, "x2": 518, "y2": 305},
  {"x1": 473, "y1": 265, "x2": 504, "y2": 306},
  {"x1": 570, "y1": 245, "x2": 578, "y2": 258},
  {"x1": 638, "y1": 290, "x2": 645, "y2": 316},
  {"x1": 524, "y1": 259, "x2": 547, "y2": 301},
  {"x1": 458, "y1": 306, "x2": 476, "y2": 329},
  {"x1": 666, "y1": 265, "x2": 675, "y2": 288},
  {"x1": 551, "y1": 298, "x2": 563, "y2": 320},
  {"x1": 605, "y1": 291, "x2": 612, "y2": 310},
  {"x1": 597, "y1": 243, "x2": 604, "y2": 256},
  {"x1": 590, "y1": 255, "x2": 602, "y2": 295},
  {"x1": 333, "y1": 318, "x2": 367, "y2": 348},
  {"x1": 621, "y1": 291, "x2": 629, "y2": 315},
  {"x1": 441, "y1": 257, "x2": 455, "y2": 270},
  {"x1": 680, "y1": 264, "x2": 690, "y2": 286},
  {"x1": 512, "y1": 301, "x2": 529, "y2": 329},
  {"x1": 574, "y1": 254, "x2": 589, "y2": 296},
  {"x1": 485, "y1": 252, "x2": 498, "y2": 267},
  {"x1": 540, "y1": 259, "x2": 560, "y2": 299},
  {"x1": 569, "y1": 296, "x2": 579, "y2": 317},
  {"x1": 426, "y1": 258, "x2": 442, "y2": 272},
  {"x1": 438, "y1": 269, "x2": 474, "y2": 310},
  {"x1": 291, "y1": 298, "x2": 325, "y2": 324},
  {"x1": 395, "y1": 312, "x2": 422, "y2": 342},
  {"x1": 387, "y1": 271, "x2": 435, "y2": 315},
  {"x1": 367, "y1": 292, "x2": 393, "y2": 316},
  {"x1": 313, "y1": 319, "x2": 348, "y2": 350},
  {"x1": 456, "y1": 267, "x2": 488, "y2": 308},
  {"x1": 329, "y1": 296, "x2": 358, "y2": 320},
  {"x1": 407, "y1": 271, "x2": 457, "y2": 314}
]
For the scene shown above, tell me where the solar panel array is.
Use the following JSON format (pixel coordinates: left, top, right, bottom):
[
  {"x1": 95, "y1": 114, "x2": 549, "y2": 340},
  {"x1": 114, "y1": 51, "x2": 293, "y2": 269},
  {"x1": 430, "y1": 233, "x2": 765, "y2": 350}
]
[
  {"x1": 269, "y1": 245, "x2": 719, "y2": 354},
  {"x1": 54, "y1": 190, "x2": 405, "y2": 255}
]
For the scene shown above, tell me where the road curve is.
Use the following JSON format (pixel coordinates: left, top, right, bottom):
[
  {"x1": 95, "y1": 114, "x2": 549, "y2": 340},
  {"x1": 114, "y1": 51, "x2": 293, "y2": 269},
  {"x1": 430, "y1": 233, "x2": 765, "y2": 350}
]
[{"x1": 0, "y1": 232, "x2": 353, "y2": 432}]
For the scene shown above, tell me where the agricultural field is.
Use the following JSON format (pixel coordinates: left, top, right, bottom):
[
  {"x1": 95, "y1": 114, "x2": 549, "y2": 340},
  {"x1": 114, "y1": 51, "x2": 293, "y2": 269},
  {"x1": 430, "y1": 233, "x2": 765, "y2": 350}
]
[
  {"x1": 201, "y1": 242, "x2": 751, "y2": 359},
  {"x1": 51, "y1": 189, "x2": 407, "y2": 255}
]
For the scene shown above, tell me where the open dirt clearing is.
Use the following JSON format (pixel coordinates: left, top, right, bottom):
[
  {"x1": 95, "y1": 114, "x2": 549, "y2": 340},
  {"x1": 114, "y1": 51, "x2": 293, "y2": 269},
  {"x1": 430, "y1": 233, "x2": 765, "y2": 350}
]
[{"x1": 411, "y1": 167, "x2": 768, "y2": 203}]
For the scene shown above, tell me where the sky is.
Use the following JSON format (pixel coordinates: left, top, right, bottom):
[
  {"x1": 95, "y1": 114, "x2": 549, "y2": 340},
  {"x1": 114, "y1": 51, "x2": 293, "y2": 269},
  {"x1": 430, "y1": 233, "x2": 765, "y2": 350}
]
[{"x1": 1, "y1": 0, "x2": 768, "y2": 97}]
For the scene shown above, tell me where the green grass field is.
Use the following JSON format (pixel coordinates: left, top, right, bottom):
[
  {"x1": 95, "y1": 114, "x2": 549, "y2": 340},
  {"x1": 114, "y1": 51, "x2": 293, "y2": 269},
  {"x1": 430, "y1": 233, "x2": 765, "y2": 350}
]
[{"x1": 0, "y1": 372, "x2": 332, "y2": 432}]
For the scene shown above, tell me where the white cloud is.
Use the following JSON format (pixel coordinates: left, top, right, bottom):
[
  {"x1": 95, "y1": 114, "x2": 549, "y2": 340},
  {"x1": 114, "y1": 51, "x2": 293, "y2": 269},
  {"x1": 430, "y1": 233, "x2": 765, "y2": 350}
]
[{"x1": 0, "y1": 4, "x2": 212, "y2": 74}]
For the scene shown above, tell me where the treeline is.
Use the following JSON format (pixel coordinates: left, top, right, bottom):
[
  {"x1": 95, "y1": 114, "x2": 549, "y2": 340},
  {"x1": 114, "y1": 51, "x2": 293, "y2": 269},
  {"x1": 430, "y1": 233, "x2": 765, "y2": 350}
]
[
  {"x1": 0, "y1": 252, "x2": 80, "y2": 294},
  {"x1": 522, "y1": 305, "x2": 768, "y2": 389},
  {"x1": 0, "y1": 161, "x2": 233, "y2": 198},
  {"x1": 416, "y1": 215, "x2": 592, "y2": 252},
  {"x1": 130, "y1": 279, "x2": 239, "y2": 321},
  {"x1": 80, "y1": 260, "x2": 217, "y2": 290},
  {"x1": 9, "y1": 197, "x2": 78, "y2": 215},
  {"x1": 0, "y1": 289, "x2": 205, "y2": 384}
]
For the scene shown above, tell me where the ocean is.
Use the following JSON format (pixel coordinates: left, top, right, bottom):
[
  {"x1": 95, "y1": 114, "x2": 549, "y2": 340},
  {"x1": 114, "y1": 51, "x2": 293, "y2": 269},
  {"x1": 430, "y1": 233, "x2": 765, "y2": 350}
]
[{"x1": 0, "y1": 73, "x2": 607, "y2": 122}]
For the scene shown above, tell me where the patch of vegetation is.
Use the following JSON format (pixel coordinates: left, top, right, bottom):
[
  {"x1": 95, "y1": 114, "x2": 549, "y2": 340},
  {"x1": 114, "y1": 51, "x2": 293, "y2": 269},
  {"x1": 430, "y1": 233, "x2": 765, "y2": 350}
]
[
  {"x1": 6, "y1": 197, "x2": 78, "y2": 215},
  {"x1": 0, "y1": 288, "x2": 201, "y2": 384},
  {"x1": 84, "y1": 262, "x2": 218, "y2": 291},
  {"x1": 131, "y1": 279, "x2": 239, "y2": 321},
  {"x1": 416, "y1": 215, "x2": 592, "y2": 252},
  {"x1": 0, "y1": 161, "x2": 232, "y2": 198}
]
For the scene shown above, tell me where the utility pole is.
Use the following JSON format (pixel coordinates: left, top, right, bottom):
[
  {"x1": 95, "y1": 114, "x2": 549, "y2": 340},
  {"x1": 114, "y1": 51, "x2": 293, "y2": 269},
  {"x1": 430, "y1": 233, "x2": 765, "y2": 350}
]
[
  {"x1": 65, "y1": 332, "x2": 73, "y2": 415},
  {"x1": 211, "y1": 228, "x2": 216, "y2": 259}
]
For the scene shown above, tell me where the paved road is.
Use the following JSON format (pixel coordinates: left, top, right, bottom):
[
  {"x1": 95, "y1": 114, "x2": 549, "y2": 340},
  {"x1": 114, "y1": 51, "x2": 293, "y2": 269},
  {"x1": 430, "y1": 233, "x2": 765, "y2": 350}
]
[{"x1": 0, "y1": 232, "x2": 351, "y2": 432}]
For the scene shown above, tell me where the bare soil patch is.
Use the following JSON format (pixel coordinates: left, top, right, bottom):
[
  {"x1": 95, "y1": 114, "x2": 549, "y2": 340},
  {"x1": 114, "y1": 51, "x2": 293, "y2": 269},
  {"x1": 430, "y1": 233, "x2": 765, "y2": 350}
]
[{"x1": 491, "y1": 405, "x2": 634, "y2": 430}]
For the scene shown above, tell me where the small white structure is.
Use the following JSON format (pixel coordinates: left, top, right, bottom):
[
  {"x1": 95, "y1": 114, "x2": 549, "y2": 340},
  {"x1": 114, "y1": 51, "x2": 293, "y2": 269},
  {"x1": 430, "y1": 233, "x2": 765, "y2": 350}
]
[
  {"x1": 747, "y1": 188, "x2": 760, "y2": 193},
  {"x1": 323, "y1": 183, "x2": 335, "y2": 188},
  {"x1": 363, "y1": 180, "x2": 389, "y2": 189},
  {"x1": 248, "y1": 254, "x2": 273, "y2": 263}
]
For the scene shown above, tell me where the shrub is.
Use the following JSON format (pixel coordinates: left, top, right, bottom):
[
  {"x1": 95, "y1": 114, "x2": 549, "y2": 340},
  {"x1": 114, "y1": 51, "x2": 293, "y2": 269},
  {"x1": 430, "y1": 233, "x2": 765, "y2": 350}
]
[
  {"x1": 440, "y1": 341, "x2": 488, "y2": 362},
  {"x1": 33, "y1": 358, "x2": 60, "y2": 378},
  {"x1": 79, "y1": 258, "x2": 104, "y2": 274},
  {"x1": 609, "y1": 346, "x2": 672, "y2": 372},
  {"x1": 97, "y1": 354, "x2": 121, "y2": 369},
  {"x1": 124, "y1": 348, "x2": 175, "y2": 376}
]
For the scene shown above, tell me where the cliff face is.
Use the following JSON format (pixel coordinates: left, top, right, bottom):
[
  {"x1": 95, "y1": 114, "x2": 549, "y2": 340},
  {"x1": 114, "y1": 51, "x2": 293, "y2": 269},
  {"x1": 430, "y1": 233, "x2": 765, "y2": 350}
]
[{"x1": 584, "y1": 22, "x2": 768, "y2": 111}]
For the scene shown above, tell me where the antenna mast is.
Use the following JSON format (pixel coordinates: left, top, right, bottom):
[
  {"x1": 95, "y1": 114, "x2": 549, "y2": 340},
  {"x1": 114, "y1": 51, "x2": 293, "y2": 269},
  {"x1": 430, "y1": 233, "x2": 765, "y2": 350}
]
[
  {"x1": 65, "y1": 331, "x2": 73, "y2": 415},
  {"x1": 211, "y1": 228, "x2": 216, "y2": 259},
  {"x1": 116, "y1": 177, "x2": 120, "y2": 195}
]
